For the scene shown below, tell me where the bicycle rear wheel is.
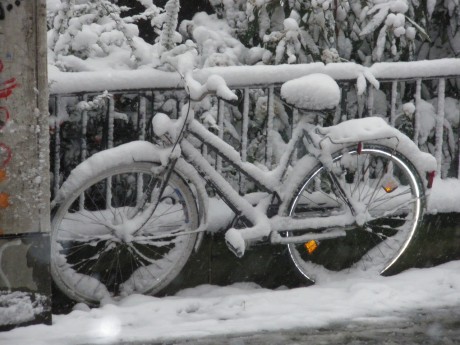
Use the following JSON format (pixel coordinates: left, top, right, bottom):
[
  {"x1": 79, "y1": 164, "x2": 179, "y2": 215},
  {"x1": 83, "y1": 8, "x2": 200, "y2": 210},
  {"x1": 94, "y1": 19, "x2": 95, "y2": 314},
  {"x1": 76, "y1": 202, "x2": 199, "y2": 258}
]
[
  {"x1": 287, "y1": 144, "x2": 424, "y2": 283},
  {"x1": 51, "y1": 162, "x2": 198, "y2": 305}
]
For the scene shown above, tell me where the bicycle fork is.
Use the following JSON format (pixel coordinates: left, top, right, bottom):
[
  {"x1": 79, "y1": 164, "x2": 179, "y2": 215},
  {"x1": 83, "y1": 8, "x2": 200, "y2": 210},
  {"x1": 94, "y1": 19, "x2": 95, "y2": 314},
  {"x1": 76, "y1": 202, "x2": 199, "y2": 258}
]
[{"x1": 124, "y1": 157, "x2": 179, "y2": 236}]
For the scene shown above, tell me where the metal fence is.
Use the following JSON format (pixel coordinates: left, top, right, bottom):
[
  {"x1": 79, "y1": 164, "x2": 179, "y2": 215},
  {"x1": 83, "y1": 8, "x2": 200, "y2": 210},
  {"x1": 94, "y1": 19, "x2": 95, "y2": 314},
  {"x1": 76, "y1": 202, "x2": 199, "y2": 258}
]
[{"x1": 49, "y1": 59, "x2": 460, "y2": 198}]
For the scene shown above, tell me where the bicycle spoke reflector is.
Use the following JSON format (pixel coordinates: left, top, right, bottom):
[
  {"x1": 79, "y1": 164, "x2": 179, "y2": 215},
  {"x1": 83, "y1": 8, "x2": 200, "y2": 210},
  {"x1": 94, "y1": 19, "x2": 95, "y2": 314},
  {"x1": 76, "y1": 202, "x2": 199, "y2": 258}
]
[
  {"x1": 381, "y1": 175, "x2": 398, "y2": 193},
  {"x1": 304, "y1": 240, "x2": 318, "y2": 254}
]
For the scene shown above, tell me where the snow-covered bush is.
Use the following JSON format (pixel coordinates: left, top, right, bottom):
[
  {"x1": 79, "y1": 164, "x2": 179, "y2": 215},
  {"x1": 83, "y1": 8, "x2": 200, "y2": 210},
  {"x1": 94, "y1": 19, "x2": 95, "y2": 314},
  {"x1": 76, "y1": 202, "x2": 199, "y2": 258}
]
[
  {"x1": 207, "y1": 0, "x2": 432, "y2": 65},
  {"x1": 179, "y1": 12, "x2": 248, "y2": 67},
  {"x1": 47, "y1": 0, "x2": 460, "y2": 184},
  {"x1": 47, "y1": 0, "x2": 164, "y2": 71},
  {"x1": 394, "y1": 96, "x2": 460, "y2": 178}
]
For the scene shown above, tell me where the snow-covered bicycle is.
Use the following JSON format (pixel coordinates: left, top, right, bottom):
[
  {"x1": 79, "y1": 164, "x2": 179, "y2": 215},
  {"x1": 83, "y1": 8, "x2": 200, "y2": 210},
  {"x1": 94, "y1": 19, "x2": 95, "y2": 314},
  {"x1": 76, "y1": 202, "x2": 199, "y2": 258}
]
[{"x1": 50, "y1": 72, "x2": 436, "y2": 305}]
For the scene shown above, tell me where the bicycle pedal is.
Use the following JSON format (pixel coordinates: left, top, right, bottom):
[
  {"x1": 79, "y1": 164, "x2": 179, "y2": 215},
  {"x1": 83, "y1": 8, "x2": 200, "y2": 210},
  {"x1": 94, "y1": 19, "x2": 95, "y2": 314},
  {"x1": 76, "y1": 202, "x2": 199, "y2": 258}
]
[{"x1": 225, "y1": 228, "x2": 246, "y2": 258}]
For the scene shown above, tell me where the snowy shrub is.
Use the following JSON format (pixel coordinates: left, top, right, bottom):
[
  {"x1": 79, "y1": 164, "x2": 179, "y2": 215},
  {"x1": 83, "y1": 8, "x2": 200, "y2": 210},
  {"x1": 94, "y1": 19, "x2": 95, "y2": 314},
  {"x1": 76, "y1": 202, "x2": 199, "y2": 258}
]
[
  {"x1": 394, "y1": 97, "x2": 460, "y2": 178},
  {"x1": 263, "y1": 14, "x2": 319, "y2": 64},
  {"x1": 47, "y1": 0, "x2": 163, "y2": 71},
  {"x1": 207, "y1": 0, "x2": 433, "y2": 65},
  {"x1": 179, "y1": 12, "x2": 248, "y2": 67},
  {"x1": 47, "y1": 0, "x2": 460, "y2": 184}
]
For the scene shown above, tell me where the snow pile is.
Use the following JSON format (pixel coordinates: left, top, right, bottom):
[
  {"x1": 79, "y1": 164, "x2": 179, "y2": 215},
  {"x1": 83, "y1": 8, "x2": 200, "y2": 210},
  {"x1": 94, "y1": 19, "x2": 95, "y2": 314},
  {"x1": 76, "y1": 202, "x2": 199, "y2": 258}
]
[
  {"x1": 280, "y1": 73, "x2": 340, "y2": 110},
  {"x1": 1, "y1": 261, "x2": 460, "y2": 344},
  {"x1": 0, "y1": 292, "x2": 47, "y2": 326},
  {"x1": 428, "y1": 178, "x2": 460, "y2": 214}
]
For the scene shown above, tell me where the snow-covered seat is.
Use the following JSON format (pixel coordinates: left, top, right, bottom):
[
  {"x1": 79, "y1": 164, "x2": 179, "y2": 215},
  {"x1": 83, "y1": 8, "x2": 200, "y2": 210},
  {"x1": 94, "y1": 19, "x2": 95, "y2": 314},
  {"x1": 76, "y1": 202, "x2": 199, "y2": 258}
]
[{"x1": 280, "y1": 73, "x2": 340, "y2": 111}]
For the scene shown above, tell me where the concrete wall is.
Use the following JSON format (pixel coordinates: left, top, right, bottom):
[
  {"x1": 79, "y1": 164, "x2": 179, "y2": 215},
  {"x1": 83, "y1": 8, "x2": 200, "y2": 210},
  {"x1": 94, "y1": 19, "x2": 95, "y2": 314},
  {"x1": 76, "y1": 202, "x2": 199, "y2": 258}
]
[{"x1": 0, "y1": 0, "x2": 50, "y2": 330}]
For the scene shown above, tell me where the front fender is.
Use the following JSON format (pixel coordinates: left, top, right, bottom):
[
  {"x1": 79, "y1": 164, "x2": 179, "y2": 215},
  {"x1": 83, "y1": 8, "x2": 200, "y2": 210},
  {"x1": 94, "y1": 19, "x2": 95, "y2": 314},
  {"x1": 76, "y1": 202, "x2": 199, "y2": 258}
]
[{"x1": 53, "y1": 141, "x2": 209, "y2": 250}]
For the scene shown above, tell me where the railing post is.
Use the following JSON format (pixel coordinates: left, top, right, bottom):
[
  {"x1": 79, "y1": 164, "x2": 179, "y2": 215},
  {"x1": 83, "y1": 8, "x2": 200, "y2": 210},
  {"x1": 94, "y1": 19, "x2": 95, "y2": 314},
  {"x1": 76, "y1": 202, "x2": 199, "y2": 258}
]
[
  {"x1": 136, "y1": 93, "x2": 148, "y2": 203},
  {"x1": 334, "y1": 96, "x2": 341, "y2": 125},
  {"x1": 239, "y1": 88, "x2": 249, "y2": 194},
  {"x1": 107, "y1": 96, "x2": 115, "y2": 149},
  {"x1": 216, "y1": 98, "x2": 224, "y2": 174},
  {"x1": 390, "y1": 81, "x2": 398, "y2": 126},
  {"x1": 414, "y1": 79, "x2": 422, "y2": 146},
  {"x1": 266, "y1": 86, "x2": 275, "y2": 168},
  {"x1": 139, "y1": 93, "x2": 146, "y2": 141},
  {"x1": 458, "y1": 125, "x2": 460, "y2": 179},
  {"x1": 366, "y1": 84, "x2": 374, "y2": 117},
  {"x1": 53, "y1": 96, "x2": 61, "y2": 198},
  {"x1": 292, "y1": 108, "x2": 299, "y2": 164},
  {"x1": 105, "y1": 96, "x2": 115, "y2": 208},
  {"x1": 435, "y1": 78, "x2": 446, "y2": 177},
  {"x1": 79, "y1": 94, "x2": 88, "y2": 210},
  {"x1": 357, "y1": 85, "x2": 365, "y2": 118}
]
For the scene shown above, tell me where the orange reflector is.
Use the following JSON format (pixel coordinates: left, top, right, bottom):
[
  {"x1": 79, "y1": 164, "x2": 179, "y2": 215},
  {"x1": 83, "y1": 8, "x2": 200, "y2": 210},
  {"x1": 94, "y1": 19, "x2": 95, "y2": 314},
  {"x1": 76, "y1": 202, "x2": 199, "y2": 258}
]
[
  {"x1": 304, "y1": 240, "x2": 318, "y2": 254},
  {"x1": 382, "y1": 176, "x2": 398, "y2": 193},
  {"x1": 383, "y1": 185, "x2": 397, "y2": 193}
]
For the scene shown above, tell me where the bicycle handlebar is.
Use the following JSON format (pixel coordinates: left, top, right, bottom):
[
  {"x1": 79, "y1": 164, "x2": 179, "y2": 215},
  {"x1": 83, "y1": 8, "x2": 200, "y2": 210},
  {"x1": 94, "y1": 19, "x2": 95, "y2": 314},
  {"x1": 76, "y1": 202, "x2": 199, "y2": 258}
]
[
  {"x1": 184, "y1": 72, "x2": 238, "y2": 102},
  {"x1": 152, "y1": 72, "x2": 237, "y2": 142}
]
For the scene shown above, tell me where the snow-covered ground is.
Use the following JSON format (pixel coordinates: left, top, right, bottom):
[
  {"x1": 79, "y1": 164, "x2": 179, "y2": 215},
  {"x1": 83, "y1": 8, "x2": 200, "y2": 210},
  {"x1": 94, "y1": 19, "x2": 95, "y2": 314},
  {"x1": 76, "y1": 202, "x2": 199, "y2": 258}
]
[
  {"x1": 427, "y1": 177, "x2": 460, "y2": 214},
  {"x1": 1, "y1": 260, "x2": 459, "y2": 345},
  {"x1": 0, "y1": 175, "x2": 459, "y2": 344},
  {"x1": 0, "y1": 177, "x2": 459, "y2": 344}
]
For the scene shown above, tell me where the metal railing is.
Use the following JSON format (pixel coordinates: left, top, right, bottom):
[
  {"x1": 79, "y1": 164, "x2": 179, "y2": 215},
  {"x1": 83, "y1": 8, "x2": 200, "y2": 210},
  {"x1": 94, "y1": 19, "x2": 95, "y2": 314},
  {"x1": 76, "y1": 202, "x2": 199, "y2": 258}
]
[{"x1": 49, "y1": 59, "x2": 460, "y2": 198}]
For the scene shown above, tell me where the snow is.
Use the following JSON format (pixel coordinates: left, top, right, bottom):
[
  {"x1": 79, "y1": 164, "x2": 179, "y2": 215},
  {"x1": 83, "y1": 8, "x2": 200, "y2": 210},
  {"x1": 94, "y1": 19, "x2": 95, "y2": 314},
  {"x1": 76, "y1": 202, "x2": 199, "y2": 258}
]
[
  {"x1": 182, "y1": 12, "x2": 247, "y2": 67},
  {"x1": 280, "y1": 73, "x2": 340, "y2": 110},
  {"x1": 315, "y1": 116, "x2": 437, "y2": 182},
  {"x1": 428, "y1": 177, "x2": 460, "y2": 214},
  {"x1": 48, "y1": 58, "x2": 460, "y2": 95},
  {"x1": 1, "y1": 261, "x2": 460, "y2": 344},
  {"x1": 52, "y1": 140, "x2": 210, "y2": 233},
  {"x1": 0, "y1": 292, "x2": 47, "y2": 327},
  {"x1": 38, "y1": 2, "x2": 460, "y2": 341}
]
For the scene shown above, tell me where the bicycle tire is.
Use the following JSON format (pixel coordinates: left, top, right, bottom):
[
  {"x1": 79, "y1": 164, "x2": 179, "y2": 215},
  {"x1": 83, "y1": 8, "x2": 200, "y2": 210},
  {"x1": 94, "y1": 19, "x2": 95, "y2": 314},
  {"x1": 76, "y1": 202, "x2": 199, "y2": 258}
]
[
  {"x1": 287, "y1": 143, "x2": 425, "y2": 283},
  {"x1": 51, "y1": 162, "x2": 198, "y2": 305}
]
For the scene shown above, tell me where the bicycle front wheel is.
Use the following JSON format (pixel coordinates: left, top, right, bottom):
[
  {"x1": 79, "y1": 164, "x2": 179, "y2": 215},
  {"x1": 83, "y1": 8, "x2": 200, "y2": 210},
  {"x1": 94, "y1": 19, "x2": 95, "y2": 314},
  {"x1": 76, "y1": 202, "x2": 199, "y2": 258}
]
[
  {"x1": 51, "y1": 162, "x2": 198, "y2": 305},
  {"x1": 287, "y1": 144, "x2": 425, "y2": 283}
]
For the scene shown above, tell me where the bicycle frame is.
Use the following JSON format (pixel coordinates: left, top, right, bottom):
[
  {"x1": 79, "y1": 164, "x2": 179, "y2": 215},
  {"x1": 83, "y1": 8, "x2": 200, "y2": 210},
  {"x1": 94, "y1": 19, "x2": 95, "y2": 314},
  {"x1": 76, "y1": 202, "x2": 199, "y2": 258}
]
[
  {"x1": 177, "y1": 117, "x2": 355, "y2": 246},
  {"x1": 144, "y1": 90, "x2": 434, "y2": 257}
]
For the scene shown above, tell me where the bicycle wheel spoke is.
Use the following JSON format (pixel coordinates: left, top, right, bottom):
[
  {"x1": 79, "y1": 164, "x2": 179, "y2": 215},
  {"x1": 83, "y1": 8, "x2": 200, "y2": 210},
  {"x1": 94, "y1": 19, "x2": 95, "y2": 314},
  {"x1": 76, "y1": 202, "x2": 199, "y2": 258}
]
[
  {"x1": 368, "y1": 189, "x2": 414, "y2": 212},
  {"x1": 51, "y1": 162, "x2": 198, "y2": 304},
  {"x1": 287, "y1": 145, "x2": 423, "y2": 283},
  {"x1": 296, "y1": 174, "x2": 342, "y2": 210}
]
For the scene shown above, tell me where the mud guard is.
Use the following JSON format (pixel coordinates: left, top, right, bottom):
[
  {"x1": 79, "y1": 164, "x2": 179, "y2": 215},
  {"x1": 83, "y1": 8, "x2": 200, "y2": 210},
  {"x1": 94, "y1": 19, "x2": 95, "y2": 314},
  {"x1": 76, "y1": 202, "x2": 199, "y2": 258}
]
[{"x1": 52, "y1": 141, "x2": 209, "y2": 251}]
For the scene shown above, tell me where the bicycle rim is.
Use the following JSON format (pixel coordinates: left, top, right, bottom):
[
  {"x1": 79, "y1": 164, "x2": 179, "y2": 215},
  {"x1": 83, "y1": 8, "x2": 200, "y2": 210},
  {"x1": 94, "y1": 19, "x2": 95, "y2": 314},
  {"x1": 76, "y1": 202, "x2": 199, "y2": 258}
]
[
  {"x1": 287, "y1": 144, "x2": 424, "y2": 283},
  {"x1": 51, "y1": 162, "x2": 198, "y2": 304}
]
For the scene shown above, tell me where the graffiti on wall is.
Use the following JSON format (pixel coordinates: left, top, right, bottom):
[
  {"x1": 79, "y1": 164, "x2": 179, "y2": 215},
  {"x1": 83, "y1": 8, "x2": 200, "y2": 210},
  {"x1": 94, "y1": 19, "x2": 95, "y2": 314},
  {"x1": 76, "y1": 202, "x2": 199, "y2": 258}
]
[
  {"x1": 0, "y1": 1, "x2": 21, "y2": 21},
  {"x1": 0, "y1": 60, "x2": 17, "y2": 97},
  {"x1": 0, "y1": 58, "x2": 18, "y2": 224},
  {"x1": 0, "y1": 55, "x2": 17, "y2": 290}
]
